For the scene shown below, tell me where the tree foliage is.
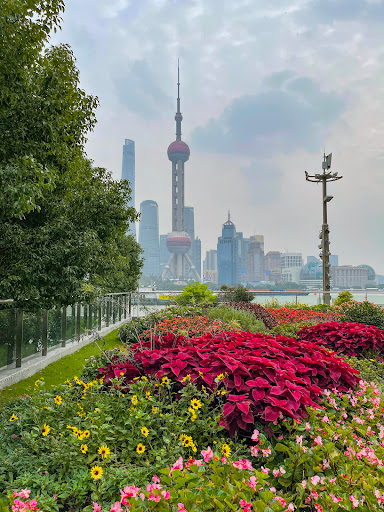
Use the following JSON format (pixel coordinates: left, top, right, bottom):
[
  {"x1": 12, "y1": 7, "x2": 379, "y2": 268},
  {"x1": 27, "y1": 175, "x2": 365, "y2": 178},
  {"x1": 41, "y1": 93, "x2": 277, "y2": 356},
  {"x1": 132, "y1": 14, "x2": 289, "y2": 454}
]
[
  {"x1": 218, "y1": 284, "x2": 255, "y2": 303},
  {"x1": 174, "y1": 283, "x2": 218, "y2": 306},
  {"x1": 0, "y1": 0, "x2": 142, "y2": 309}
]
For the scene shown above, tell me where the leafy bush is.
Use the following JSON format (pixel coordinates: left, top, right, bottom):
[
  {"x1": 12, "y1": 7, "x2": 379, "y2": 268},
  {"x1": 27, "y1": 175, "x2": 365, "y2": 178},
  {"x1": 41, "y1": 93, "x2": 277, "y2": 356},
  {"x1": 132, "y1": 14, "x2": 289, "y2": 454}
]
[
  {"x1": 218, "y1": 285, "x2": 255, "y2": 303},
  {"x1": 228, "y1": 302, "x2": 278, "y2": 330},
  {"x1": 344, "y1": 355, "x2": 384, "y2": 387},
  {"x1": 174, "y1": 283, "x2": 218, "y2": 306},
  {"x1": 118, "y1": 306, "x2": 204, "y2": 344},
  {"x1": 0, "y1": 377, "x2": 229, "y2": 511},
  {"x1": 205, "y1": 306, "x2": 265, "y2": 333},
  {"x1": 333, "y1": 290, "x2": 354, "y2": 306},
  {"x1": 248, "y1": 381, "x2": 384, "y2": 511},
  {"x1": 298, "y1": 321, "x2": 384, "y2": 357},
  {"x1": 268, "y1": 322, "x2": 307, "y2": 339},
  {"x1": 104, "y1": 331, "x2": 360, "y2": 436},
  {"x1": 267, "y1": 307, "x2": 342, "y2": 325},
  {"x1": 339, "y1": 300, "x2": 384, "y2": 330}
]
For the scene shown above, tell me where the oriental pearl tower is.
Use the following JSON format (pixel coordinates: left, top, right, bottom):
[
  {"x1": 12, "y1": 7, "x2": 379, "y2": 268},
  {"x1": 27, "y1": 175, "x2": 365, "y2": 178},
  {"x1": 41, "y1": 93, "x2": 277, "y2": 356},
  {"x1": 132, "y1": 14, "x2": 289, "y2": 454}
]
[{"x1": 161, "y1": 63, "x2": 200, "y2": 281}]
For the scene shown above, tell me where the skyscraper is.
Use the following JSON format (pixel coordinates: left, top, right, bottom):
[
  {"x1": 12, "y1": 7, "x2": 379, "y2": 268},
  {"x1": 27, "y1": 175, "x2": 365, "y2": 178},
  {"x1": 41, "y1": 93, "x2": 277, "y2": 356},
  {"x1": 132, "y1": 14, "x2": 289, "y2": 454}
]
[
  {"x1": 246, "y1": 235, "x2": 265, "y2": 283},
  {"x1": 217, "y1": 213, "x2": 239, "y2": 285},
  {"x1": 161, "y1": 63, "x2": 200, "y2": 281},
  {"x1": 138, "y1": 200, "x2": 160, "y2": 276},
  {"x1": 121, "y1": 139, "x2": 136, "y2": 237}
]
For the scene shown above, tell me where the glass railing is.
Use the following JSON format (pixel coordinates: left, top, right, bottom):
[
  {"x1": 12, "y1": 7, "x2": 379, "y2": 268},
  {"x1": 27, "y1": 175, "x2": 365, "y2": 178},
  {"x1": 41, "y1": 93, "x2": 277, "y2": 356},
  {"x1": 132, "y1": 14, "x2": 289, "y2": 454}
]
[{"x1": 0, "y1": 294, "x2": 129, "y2": 371}]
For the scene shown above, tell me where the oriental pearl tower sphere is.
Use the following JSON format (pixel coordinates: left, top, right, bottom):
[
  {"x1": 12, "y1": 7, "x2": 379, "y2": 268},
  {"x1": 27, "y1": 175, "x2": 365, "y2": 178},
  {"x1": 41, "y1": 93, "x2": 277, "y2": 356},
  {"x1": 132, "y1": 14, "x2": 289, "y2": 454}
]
[{"x1": 161, "y1": 62, "x2": 200, "y2": 281}]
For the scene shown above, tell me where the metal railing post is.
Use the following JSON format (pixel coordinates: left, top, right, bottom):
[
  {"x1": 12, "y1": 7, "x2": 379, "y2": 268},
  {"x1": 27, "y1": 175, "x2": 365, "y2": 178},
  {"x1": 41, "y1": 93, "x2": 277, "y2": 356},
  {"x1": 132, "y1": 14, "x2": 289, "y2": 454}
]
[
  {"x1": 106, "y1": 299, "x2": 110, "y2": 327},
  {"x1": 42, "y1": 310, "x2": 48, "y2": 356},
  {"x1": 88, "y1": 304, "x2": 92, "y2": 333},
  {"x1": 16, "y1": 309, "x2": 23, "y2": 368},
  {"x1": 112, "y1": 298, "x2": 116, "y2": 324},
  {"x1": 76, "y1": 304, "x2": 81, "y2": 339},
  {"x1": 124, "y1": 295, "x2": 127, "y2": 319},
  {"x1": 98, "y1": 303, "x2": 102, "y2": 331},
  {"x1": 7, "y1": 309, "x2": 16, "y2": 366},
  {"x1": 61, "y1": 307, "x2": 67, "y2": 347}
]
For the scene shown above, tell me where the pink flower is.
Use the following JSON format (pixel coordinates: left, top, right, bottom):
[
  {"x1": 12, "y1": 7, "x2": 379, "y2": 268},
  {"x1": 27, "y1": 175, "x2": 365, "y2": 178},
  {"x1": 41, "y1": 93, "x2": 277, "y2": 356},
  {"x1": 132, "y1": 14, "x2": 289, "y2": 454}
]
[
  {"x1": 201, "y1": 447, "x2": 214, "y2": 462},
  {"x1": 110, "y1": 502, "x2": 122, "y2": 512},
  {"x1": 240, "y1": 499, "x2": 252, "y2": 511},
  {"x1": 275, "y1": 497, "x2": 286, "y2": 507},
  {"x1": 296, "y1": 435, "x2": 303, "y2": 446},
  {"x1": 178, "y1": 503, "x2": 187, "y2": 512},
  {"x1": 248, "y1": 476, "x2": 258, "y2": 491},
  {"x1": 261, "y1": 466, "x2": 270, "y2": 474},
  {"x1": 250, "y1": 445, "x2": 259, "y2": 456},
  {"x1": 305, "y1": 422, "x2": 311, "y2": 430},
  {"x1": 148, "y1": 494, "x2": 161, "y2": 502},
  {"x1": 287, "y1": 504, "x2": 295, "y2": 511},
  {"x1": 262, "y1": 447, "x2": 271, "y2": 458},
  {"x1": 170, "y1": 456, "x2": 184, "y2": 473},
  {"x1": 93, "y1": 503, "x2": 101, "y2": 512},
  {"x1": 251, "y1": 429, "x2": 260, "y2": 441},
  {"x1": 311, "y1": 475, "x2": 320, "y2": 486},
  {"x1": 350, "y1": 495, "x2": 359, "y2": 508},
  {"x1": 18, "y1": 490, "x2": 31, "y2": 499},
  {"x1": 301, "y1": 480, "x2": 307, "y2": 489},
  {"x1": 161, "y1": 490, "x2": 170, "y2": 500},
  {"x1": 152, "y1": 474, "x2": 160, "y2": 483},
  {"x1": 313, "y1": 436, "x2": 323, "y2": 446}
]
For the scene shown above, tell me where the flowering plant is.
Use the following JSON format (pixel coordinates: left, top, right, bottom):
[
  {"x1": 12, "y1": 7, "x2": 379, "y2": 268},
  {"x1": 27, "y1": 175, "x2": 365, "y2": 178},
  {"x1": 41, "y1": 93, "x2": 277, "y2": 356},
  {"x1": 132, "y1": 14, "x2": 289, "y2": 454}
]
[
  {"x1": 298, "y1": 321, "x2": 384, "y2": 356},
  {"x1": 267, "y1": 307, "x2": 341, "y2": 325}
]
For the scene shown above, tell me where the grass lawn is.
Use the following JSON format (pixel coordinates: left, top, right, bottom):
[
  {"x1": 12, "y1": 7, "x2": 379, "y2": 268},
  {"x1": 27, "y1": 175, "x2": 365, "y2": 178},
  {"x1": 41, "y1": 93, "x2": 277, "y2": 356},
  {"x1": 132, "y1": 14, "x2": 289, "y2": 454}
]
[{"x1": 0, "y1": 328, "x2": 122, "y2": 408}]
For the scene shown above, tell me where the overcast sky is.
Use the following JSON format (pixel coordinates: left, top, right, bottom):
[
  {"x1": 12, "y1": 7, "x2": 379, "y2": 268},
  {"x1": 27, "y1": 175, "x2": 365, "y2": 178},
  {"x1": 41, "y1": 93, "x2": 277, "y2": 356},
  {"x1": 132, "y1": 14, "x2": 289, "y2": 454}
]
[{"x1": 53, "y1": 0, "x2": 384, "y2": 275}]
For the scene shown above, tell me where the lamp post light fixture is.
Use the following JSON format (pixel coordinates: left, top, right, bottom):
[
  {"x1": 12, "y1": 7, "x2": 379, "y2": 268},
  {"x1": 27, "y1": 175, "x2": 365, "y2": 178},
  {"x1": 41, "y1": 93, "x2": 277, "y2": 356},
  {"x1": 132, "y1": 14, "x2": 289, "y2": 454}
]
[{"x1": 305, "y1": 153, "x2": 343, "y2": 305}]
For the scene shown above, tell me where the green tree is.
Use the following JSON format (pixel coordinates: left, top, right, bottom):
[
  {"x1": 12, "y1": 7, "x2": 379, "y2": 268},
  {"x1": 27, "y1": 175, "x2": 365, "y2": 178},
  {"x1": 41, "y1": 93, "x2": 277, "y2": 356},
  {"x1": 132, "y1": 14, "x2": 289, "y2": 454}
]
[
  {"x1": 334, "y1": 290, "x2": 354, "y2": 306},
  {"x1": 0, "y1": 0, "x2": 141, "y2": 309},
  {"x1": 174, "y1": 283, "x2": 218, "y2": 306},
  {"x1": 218, "y1": 285, "x2": 255, "y2": 303}
]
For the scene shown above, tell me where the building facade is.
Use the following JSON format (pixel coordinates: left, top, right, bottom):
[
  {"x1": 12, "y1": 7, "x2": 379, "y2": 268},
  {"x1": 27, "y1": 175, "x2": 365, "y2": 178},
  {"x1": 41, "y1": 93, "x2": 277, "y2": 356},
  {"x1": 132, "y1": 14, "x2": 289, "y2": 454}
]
[
  {"x1": 264, "y1": 251, "x2": 282, "y2": 283},
  {"x1": 217, "y1": 213, "x2": 239, "y2": 285},
  {"x1": 121, "y1": 139, "x2": 136, "y2": 237},
  {"x1": 138, "y1": 200, "x2": 160, "y2": 276},
  {"x1": 203, "y1": 250, "x2": 218, "y2": 272},
  {"x1": 331, "y1": 266, "x2": 369, "y2": 288},
  {"x1": 246, "y1": 235, "x2": 265, "y2": 283}
]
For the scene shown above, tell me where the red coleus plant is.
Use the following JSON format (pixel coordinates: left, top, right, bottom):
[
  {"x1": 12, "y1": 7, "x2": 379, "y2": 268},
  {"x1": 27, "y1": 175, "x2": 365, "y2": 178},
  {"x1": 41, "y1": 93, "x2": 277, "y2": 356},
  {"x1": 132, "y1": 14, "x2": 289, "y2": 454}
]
[
  {"x1": 99, "y1": 331, "x2": 360, "y2": 436},
  {"x1": 297, "y1": 321, "x2": 384, "y2": 356},
  {"x1": 267, "y1": 307, "x2": 342, "y2": 325}
]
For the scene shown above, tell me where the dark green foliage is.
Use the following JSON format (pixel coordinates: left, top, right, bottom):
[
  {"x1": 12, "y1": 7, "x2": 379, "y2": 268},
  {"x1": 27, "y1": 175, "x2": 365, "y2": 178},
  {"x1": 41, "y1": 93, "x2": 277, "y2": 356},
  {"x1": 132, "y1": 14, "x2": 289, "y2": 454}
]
[
  {"x1": 0, "y1": 0, "x2": 142, "y2": 309},
  {"x1": 340, "y1": 301, "x2": 384, "y2": 330},
  {"x1": 218, "y1": 285, "x2": 255, "y2": 303},
  {"x1": 344, "y1": 355, "x2": 384, "y2": 388}
]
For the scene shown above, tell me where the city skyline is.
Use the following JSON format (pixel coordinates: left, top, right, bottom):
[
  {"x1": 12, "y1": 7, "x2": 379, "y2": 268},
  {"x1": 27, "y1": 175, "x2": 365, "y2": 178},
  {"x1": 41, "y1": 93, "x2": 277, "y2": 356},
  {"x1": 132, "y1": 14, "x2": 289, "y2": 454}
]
[{"x1": 52, "y1": 1, "x2": 384, "y2": 275}]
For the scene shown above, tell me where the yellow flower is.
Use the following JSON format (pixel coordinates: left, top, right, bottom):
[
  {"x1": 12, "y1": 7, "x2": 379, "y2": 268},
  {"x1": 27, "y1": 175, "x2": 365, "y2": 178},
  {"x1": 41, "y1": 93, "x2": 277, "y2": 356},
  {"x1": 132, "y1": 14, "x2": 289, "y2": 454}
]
[
  {"x1": 198, "y1": 371, "x2": 203, "y2": 377},
  {"x1": 133, "y1": 377, "x2": 140, "y2": 381},
  {"x1": 161, "y1": 376, "x2": 170, "y2": 385},
  {"x1": 141, "y1": 426, "x2": 149, "y2": 437},
  {"x1": 146, "y1": 391, "x2": 152, "y2": 400},
  {"x1": 201, "y1": 385, "x2": 207, "y2": 394},
  {"x1": 131, "y1": 395, "x2": 138, "y2": 405},
  {"x1": 98, "y1": 445, "x2": 111, "y2": 459},
  {"x1": 136, "y1": 443, "x2": 146, "y2": 454},
  {"x1": 190, "y1": 398, "x2": 202, "y2": 410},
  {"x1": 94, "y1": 408, "x2": 99, "y2": 413},
  {"x1": 90, "y1": 465, "x2": 103, "y2": 479},
  {"x1": 141, "y1": 376, "x2": 148, "y2": 381},
  {"x1": 120, "y1": 371, "x2": 125, "y2": 376},
  {"x1": 222, "y1": 444, "x2": 231, "y2": 458},
  {"x1": 370, "y1": 359, "x2": 375, "y2": 362},
  {"x1": 80, "y1": 444, "x2": 88, "y2": 453},
  {"x1": 221, "y1": 390, "x2": 227, "y2": 395},
  {"x1": 83, "y1": 430, "x2": 90, "y2": 438},
  {"x1": 42, "y1": 423, "x2": 51, "y2": 436},
  {"x1": 217, "y1": 373, "x2": 224, "y2": 381},
  {"x1": 54, "y1": 395, "x2": 62, "y2": 405},
  {"x1": 67, "y1": 383, "x2": 73, "y2": 388},
  {"x1": 64, "y1": 379, "x2": 70, "y2": 385},
  {"x1": 9, "y1": 413, "x2": 18, "y2": 422},
  {"x1": 152, "y1": 406, "x2": 158, "y2": 415},
  {"x1": 182, "y1": 374, "x2": 191, "y2": 383},
  {"x1": 35, "y1": 379, "x2": 42, "y2": 387},
  {"x1": 190, "y1": 413, "x2": 197, "y2": 422}
]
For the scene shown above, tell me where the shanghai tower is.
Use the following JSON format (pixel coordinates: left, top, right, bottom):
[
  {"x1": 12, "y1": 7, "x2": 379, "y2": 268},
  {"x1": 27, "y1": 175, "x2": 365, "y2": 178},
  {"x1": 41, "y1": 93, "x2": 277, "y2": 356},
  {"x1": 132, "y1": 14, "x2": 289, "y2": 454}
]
[
  {"x1": 121, "y1": 138, "x2": 136, "y2": 238},
  {"x1": 161, "y1": 63, "x2": 200, "y2": 281}
]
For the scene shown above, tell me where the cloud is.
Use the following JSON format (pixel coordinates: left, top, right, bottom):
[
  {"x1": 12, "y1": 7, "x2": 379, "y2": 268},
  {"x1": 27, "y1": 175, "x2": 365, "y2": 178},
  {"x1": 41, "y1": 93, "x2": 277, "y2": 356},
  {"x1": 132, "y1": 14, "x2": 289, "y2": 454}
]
[
  {"x1": 191, "y1": 72, "x2": 345, "y2": 156},
  {"x1": 113, "y1": 60, "x2": 173, "y2": 118},
  {"x1": 297, "y1": 0, "x2": 384, "y2": 24},
  {"x1": 240, "y1": 160, "x2": 283, "y2": 205}
]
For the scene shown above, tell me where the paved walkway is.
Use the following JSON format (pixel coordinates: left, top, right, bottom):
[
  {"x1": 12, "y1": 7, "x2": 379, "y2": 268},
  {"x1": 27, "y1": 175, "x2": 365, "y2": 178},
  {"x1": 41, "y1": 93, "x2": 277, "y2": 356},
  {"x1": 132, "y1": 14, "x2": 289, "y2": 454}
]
[{"x1": 0, "y1": 319, "x2": 128, "y2": 390}]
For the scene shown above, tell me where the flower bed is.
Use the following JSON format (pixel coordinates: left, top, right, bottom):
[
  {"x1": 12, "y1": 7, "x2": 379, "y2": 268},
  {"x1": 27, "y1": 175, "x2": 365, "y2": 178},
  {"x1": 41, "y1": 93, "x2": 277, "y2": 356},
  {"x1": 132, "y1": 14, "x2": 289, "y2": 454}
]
[
  {"x1": 298, "y1": 321, "x2": 384, "y2": 356},
  {"x1": 267, "y1": 307, "x2": 342, "y2": 325},
  {"x1": 98, "y1": 331, "x2": 359, "y2": 435}
]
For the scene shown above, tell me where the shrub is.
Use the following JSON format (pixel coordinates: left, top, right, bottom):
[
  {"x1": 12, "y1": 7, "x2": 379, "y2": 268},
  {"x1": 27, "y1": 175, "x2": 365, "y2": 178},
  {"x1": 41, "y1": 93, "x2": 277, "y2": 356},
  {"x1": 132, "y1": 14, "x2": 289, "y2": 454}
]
[
  {"x1": 333, "y1": 289, "x2": 354, "y2": 306},
  {"x1": 205, "y1": 306, "x2": 265, "y2": 333},
  {"x1": 174, "y1": 283, "x2": 218, "y2": 306},
  {"x1": 267, "y1": 307, "x2": 342, "y2": 325},
  {"x1": 344, "y1": 355, "x2": 384, "y2": 388},
  {"x1": 228, "y1": 302, "x2": 278, "y2": 329},
  {"x1": 104, "y1": 331, "x2": 360, "y2": 436},
  {"x1": 248, "y1": 381, "x2": 384, "y2": 511},
  {"x1": 0, "y1": 377, "x2": 229, "y2": 510},
  {"x1": 339, "y1": 300, "x2": 384, "y2": 330},
  {"x1": 298, "y1": 321, "x2": 384, "y2": 357},
  {"x1": 218, "y1": 285, "x2": 255, "y2": 303}
]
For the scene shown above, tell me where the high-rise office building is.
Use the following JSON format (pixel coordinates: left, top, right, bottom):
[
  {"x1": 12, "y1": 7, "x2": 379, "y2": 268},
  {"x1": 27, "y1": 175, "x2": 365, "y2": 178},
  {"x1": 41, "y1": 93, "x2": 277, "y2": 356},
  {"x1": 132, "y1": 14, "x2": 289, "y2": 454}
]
[
  {"x1": 246, "y1": 235, "x2": 265, "y2": 283},
  {"x1": 264, "y1": 251, "x2": 282, "y2": 283},
  {"x1": 203, "y1": 250, "x2": 217, "y2": 272},
  {"x1": 138, "y1": 200, "x2": 160, "y2": 276},
  {"x1": 217, "y1": 213, "x2": 239, "y2": 285},
  {"x1": 121, "y1": 138, "x2": 136, "y2": 238},
  {"x1": 236, "y1": 232, "x2": 249, "y2": 283}
]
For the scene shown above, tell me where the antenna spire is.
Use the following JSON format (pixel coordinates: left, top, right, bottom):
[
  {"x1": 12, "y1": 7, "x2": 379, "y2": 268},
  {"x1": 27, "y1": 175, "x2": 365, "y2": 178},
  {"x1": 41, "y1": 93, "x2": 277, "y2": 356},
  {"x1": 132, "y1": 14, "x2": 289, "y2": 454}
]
[
  {"x1": 175, "y1": 59, "x2": 182, "y2": 141},
  {"x1": 177, "y1": 58, "x2": 180, "y2": 102}
]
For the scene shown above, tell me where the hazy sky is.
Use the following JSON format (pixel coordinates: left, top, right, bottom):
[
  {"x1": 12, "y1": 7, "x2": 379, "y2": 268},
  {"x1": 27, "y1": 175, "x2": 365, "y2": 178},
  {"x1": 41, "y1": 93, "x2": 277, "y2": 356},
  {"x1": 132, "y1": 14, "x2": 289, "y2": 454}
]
[{"x1": 53, "y1": 0, "x2": 384, "y2": 274}]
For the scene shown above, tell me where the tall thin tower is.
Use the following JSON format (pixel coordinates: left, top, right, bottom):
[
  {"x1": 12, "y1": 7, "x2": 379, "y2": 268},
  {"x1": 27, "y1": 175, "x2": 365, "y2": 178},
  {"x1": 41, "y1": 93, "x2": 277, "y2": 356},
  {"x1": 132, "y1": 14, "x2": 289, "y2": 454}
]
[
  {"x1": 161, "y1": 62, "x2": 200, "y2": 281},
  {"x1": 121, "y1": 139, "x2": 136, "y2": 238}
]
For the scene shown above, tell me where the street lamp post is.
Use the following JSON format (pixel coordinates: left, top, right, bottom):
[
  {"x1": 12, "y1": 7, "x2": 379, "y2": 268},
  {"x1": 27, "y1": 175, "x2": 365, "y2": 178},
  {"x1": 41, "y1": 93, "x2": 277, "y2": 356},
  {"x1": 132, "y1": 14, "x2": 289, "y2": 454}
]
[{"x1": 305, "y1": 153, "x2": 343, "y2": 305}]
